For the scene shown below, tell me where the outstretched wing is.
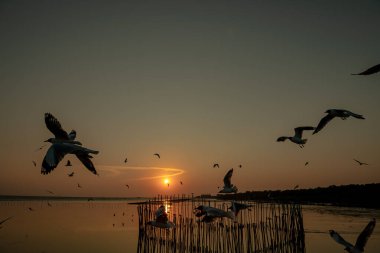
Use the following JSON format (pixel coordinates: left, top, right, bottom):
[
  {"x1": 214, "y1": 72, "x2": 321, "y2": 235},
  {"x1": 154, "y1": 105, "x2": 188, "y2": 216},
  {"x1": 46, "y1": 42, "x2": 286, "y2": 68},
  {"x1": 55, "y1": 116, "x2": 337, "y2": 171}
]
[
  {"x1": 75, "y1": 154, "x2": 98, "y2": 175},
  {"x1": 294, "y1": 126, "x2": 315, "y2": 138},
  {"x1": 313, "y1": 114, "x2": 335, "y2": 134},
  {"x1": 329, "y1": 230, "x2": 354, "y2": 249},
  {"x1": 45, "y1": 113, "x2": 69, "y2": 140},
  {"x1": 345, "y1": 110, "x2": 365, "y2": 120},
  {"x1": 41, "y1": 144, "x2": 66, "y2": 174},
  {"x1": 355, "y1": 218, "x2": 376, "y2": 251},
  {"x1": 352, "y1": 64, "x2": 380, "y2": 75},
  {"x1": 223, "y1": 169, "x2": 233, "y2": 187}
]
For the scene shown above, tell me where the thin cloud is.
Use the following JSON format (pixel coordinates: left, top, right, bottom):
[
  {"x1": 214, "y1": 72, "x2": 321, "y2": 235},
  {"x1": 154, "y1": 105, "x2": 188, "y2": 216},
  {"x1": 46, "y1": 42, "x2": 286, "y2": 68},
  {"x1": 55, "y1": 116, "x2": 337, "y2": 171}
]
[{"x1": 99, "y1": 165, "x2": 185, "y2": 180}]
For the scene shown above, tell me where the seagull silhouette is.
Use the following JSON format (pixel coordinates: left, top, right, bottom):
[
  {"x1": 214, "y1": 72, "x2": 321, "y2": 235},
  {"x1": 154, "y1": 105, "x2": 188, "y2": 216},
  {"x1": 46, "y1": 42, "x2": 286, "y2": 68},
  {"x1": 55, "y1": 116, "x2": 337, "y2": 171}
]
[
  {"x1": 42, "y1": 113, "x2": 99, "y2": 175},
  {"x1": 146, "y1": 205, "x2": 175, "y2": 228},
  {"x1": 294, "y1": 185, "x2": 299, "y2": 190},
  {"x1": 313, "y1": 109, "x2": 365, "y2": 134},
  {"x1": 354, "y1": 159, "x2": 368, "y2": 166},
  {"x1": 352, "y1": 64, "x2": 380, "y2": 75},
  {"x1": 46, "y1": 190, "x2": 54, "y2": 195},
  {"x1": 65, "y1": 160, "x2": 72, "y2": 166},
  {"x1": 77, "y1": 183, "x2": 82, "y2": 188},
  {"x1": 28, "y1": 208, "x2": 34, "y2": 211},
  {"x1": 124, "y1": 157, "x2": 128, "y2": 163},
  {"x1": 195, "y1": 205, "x2": 234, "y2": 223},
  {"x1": 213, "y1": 163, "x2": 219, "y2": 168},
  {"x1": 277, "y1": 126, "x2": 315, "y2": 148},
  {"x1": 329, "y1": 218, "x2": 376, "y2": 253},
  {"x1": 125, "y1": 184, "x2": 130, "y2": 189},
  {"x1": 44, "y1": 113, "x2": 81, "y2": 145},
  {"x1": 32, "y1": 161, "x2": 36, "y2": 167},
  {"x1": 238, "y1": 164, "x2": 242, "y2": 168},
  {"x1": 68, "y1": 172, "x2": 74, "y2": 177},
  {"x1": 305, "y1": 162, "x2": 309, "y2": 166},
  {"x1": 154, "y1": 153, "x2": 160, "y2": 159},
  {"x1": 180, "y1": 181, "x2": 183, "y2": 185},
  {"x1": 219, "y1": 168, "x2": 238, "y2": 193},
  {"x1": 47, "y1": 202, "x2": 52, "y2": 207}
]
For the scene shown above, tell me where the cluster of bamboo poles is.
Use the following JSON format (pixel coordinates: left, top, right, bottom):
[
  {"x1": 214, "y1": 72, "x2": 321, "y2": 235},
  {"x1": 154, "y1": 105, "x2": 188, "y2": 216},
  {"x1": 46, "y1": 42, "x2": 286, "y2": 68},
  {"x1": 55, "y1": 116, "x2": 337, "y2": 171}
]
[{"x1": 137, "y1": 195, "x2": 305, "y2": 253}]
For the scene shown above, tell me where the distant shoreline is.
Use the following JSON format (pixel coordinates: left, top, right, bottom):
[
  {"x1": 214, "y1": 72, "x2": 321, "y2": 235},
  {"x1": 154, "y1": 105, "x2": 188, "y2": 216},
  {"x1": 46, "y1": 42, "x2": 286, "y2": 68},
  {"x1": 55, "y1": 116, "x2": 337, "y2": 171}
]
[
  {"x1": 216, "y1": 183, "x2": 380, "y2": 209},
  {"x1": 0, "y1": 195, "x2": 148, "y2": 202},
  {"x1": 1, "y1": 183, "x2": 379, "y2": 209}
]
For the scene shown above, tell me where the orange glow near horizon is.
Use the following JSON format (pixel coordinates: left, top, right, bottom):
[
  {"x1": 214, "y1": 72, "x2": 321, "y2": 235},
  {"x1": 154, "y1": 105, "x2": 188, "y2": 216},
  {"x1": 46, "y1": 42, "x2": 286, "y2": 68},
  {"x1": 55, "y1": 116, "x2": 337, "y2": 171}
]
[{"x1": 164, "y1": 178, "x2": 170, "y2": 185}]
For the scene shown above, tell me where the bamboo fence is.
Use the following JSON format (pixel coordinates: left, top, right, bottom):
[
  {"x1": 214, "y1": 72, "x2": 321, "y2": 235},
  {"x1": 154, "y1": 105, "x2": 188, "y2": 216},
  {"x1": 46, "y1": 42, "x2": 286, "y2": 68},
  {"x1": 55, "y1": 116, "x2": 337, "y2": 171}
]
[{"x1": 137, "y1": 195, "x2": 305, "y2": 253}]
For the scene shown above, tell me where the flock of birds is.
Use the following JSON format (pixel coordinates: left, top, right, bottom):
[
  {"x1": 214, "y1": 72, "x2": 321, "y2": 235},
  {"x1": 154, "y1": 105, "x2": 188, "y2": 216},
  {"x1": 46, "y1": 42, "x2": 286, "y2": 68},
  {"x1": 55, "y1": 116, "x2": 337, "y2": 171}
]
[
  {"x1": 3, "y1": 63, "x2": 379, "y2": 252},
  {"x1": 276, "y1": 109, "x2": 365, "y2": 148},
  {"x1": 145, "y1": 63, "x2": 379, "y2": 252}
]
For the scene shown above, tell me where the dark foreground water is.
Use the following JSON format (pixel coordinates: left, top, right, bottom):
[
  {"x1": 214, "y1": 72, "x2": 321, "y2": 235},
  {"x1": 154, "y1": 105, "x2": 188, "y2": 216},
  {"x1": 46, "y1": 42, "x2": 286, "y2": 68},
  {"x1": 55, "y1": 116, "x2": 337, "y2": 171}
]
[{"x1": 0, "y1": 200, "x2": 379, "y2": 253}]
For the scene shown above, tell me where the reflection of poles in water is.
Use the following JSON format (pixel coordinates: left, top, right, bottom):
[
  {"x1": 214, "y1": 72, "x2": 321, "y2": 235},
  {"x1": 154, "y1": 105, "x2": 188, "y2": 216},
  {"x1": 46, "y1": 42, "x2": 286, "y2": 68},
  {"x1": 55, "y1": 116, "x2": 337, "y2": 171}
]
[{"x1": 137, "y1": 195, "x2": 305, "y2": 253}]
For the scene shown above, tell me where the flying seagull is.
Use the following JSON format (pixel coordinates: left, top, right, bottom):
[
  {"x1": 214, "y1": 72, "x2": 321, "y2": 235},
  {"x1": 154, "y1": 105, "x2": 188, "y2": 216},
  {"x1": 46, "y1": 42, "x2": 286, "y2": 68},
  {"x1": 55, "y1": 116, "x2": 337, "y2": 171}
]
[
  {"x1": 329, "y1": 218, "x2": 376, "y2": 253},
  {"x1": 313, "y1": 109, "x2": 365, "y2": 134},
  {"x1": 294, "y1": 185, "x2": 299, "y2": 190},
  {"x1": 32, "y1": 161, "x2": 36, "y2": 167},
  {"x1": 277, "y1": 126, "x2": 315, "y2": 148},
  {"x1": 47, "y1": 202, "x2": 52, "y2": 207},
  {"x1": 77, "y1": 183, "x2": 82, "y2": 188},
  {"x1": 46, "y1": 190, "x2": 54, "y2": 195},
  {"x1": 147, "y1": 205, "x2": 175, "y2": 228},
  {"x1": 354, "y1": 159, "x2": 368, "y2": 166},
  {"x1": 68, "y1": 172, "x2": 74, "y2": 177},
  {"x1": 180, "y1": 181, "x2": 183, "y2": 185},
  {"x1": 352, "y1": 64, "x2": 380, "y2": 75},
  {"x1": 238, "y1": 164, "x2": 242, "y2": 168},
  {"x1": 44, "y1": 113, "x2": 81, "y2": 145},
  {"x1": 194, "y1": 205, "x2": 234, "y2": 223},
  {"x1": 41, "y1": 142, "x2": 99, "y2": 175},
  {"x1": 213, "y1": 163, "x2": 219, "y2": 168},
  {"x1": 125, "y1": 184, "x2": 129, "y2": 189},
  {"x1": 305, "y1": 162, "x2": 309, "y2": 166},
  {"x1": 65, "y1": 160, "x2": 72, "y2": 166},
  {"x1": 154, "y1": 153, "x2": 160, "y2": 159},
  {"x1": 124, "y1": 157, "x2": 128, "y2": 163},
  {"x1": 219, "y1": 168, "x2": 238, "y2": 193},
  {"x1": 28, "y1": 208, "x2": 34, "y2": 211}
]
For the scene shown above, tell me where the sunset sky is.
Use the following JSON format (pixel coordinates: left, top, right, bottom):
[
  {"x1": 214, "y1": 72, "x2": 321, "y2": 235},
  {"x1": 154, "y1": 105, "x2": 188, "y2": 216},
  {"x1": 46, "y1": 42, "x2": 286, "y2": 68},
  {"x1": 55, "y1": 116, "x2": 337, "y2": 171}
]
[{"x1": 0, "y1": 0, "x2": 379, "y2": 197}]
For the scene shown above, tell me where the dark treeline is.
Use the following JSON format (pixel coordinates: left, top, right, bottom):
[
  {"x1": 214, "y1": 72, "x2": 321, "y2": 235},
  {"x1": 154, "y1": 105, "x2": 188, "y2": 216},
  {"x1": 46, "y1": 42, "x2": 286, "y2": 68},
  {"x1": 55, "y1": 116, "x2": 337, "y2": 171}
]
[{"x1": 216, "y1": 183, "x2": 380, "y2": 209}]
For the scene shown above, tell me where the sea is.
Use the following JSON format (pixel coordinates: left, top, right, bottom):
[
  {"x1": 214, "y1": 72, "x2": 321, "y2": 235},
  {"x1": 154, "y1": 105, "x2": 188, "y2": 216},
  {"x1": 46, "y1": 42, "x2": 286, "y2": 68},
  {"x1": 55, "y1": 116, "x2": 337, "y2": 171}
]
[{"x1": 0, "y1": 198, "x2": 379, "y2": 253}]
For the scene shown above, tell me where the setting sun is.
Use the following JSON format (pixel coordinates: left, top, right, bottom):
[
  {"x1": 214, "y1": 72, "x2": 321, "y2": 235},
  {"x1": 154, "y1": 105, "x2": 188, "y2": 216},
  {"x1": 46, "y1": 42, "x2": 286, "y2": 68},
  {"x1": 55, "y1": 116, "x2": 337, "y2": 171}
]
[{"x1": 164, "y1": 178, "x2": 170, "y2": 185}]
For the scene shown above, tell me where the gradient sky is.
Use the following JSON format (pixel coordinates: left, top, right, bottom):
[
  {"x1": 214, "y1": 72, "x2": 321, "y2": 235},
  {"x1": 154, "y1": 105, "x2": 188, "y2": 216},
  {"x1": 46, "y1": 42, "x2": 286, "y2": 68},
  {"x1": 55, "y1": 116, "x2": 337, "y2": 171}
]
[{"x1": 0, "y1": 0, "x2": 379, "y2": 197}]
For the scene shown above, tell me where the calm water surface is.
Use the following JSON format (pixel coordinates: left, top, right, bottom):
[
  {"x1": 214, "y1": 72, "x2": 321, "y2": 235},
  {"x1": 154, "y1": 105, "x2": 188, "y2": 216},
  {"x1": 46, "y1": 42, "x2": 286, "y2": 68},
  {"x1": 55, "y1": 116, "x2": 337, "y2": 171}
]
[{"x1": 0, "y1": 200, "x2": 379, "y2": 253}]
